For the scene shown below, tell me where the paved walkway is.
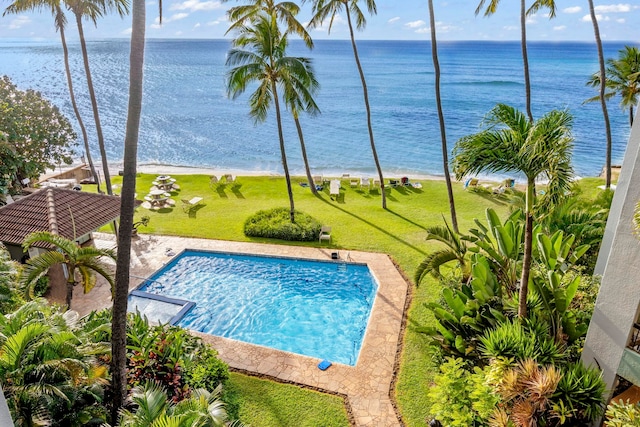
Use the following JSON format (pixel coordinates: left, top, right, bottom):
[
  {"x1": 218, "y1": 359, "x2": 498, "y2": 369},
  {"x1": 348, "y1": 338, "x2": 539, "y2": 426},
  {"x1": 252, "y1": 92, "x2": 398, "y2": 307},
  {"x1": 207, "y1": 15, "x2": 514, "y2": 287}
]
[{"x1": 74, "y1": 233, "x2": 408, "y2": 426}]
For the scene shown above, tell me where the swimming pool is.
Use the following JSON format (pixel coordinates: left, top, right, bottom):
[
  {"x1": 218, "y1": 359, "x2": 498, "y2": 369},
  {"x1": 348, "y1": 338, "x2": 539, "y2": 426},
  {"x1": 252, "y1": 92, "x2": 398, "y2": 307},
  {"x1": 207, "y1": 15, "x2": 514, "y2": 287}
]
[{"x1": 130, "y1": 250, "x2": 378, "y2": 366}]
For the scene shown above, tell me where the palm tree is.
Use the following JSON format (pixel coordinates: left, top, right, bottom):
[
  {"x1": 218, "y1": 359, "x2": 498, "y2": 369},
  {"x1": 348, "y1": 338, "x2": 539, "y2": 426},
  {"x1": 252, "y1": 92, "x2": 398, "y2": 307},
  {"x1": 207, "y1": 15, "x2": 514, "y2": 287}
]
[
  {"x1": 3, "y1": 0, "x2": 102, "y2": 193},
  {"x1": 224, "y1": 0, "x2": 320, "y2": 194},
  {"x1": 227, "y1": 13, "x2": 316, "y2": 222},
  {"x1": 452, "y1": 104, "x2": 574, "y2": 318},
  {"x1": 427, "y1": 0, "x2": 458, "y2": 232},
  {"x1": 223, "y1": 0, "x2": 313, "y2": 48},
  {"x1": 66, "y1": 0, "x2": 130, "y2": 196},
  {"x1": 283, "y1": 63, "x2": 321, "y2": 194},
  {"x1": 118, "y1": 383, "x2": 243, "y2": 426},
  {"x1": 306, "y1": 0, "x2": 387, "y2": 208},
  {"x1": 111, "y1": 0, "x2": 146, "y2": 419},
  {"x1": 585, "y1": 0, "x2": 613, "y2": 189},
  {"x1": 0, "y1": 300, "x2": 110, "y2": 425},
  {"x1": 20, "y1": 231, "x2": 116, "y2": 308},
  {"x1": 415, "y1": 220, "x2": 468, "y2": 285},
  {"x1": 476, "y1": 0, "x2": 557, "y2": 122},
  {"x1": 587, "y1": 46, "x2": 640, "y2": 127}
]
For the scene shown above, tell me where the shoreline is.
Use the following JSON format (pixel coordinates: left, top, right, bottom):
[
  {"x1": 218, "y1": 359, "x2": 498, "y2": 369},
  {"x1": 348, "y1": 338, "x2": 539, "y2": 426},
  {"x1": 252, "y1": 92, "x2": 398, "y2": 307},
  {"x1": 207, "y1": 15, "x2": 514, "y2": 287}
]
[{"x1": 44, "y1": 160, "x2": 607, "y2": 185}]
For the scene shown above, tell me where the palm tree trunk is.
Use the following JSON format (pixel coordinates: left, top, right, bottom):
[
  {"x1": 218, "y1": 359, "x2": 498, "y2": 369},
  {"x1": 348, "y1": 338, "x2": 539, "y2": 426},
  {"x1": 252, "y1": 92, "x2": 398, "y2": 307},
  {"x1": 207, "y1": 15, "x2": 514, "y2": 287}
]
[
  {"x1": 272, "y1": 81, "x2": 295, "y2": 222},
  {"x1": 345, "y1": 10, "x2": 386, "y2": 209},
  {"x1": 518, "y1": 177, "x2": 535, "y2": 318},
  {"x1": 630, "y1": 104, "x2": 634, "y2": 127},
  {"x1": 57, "y1": 8, "x2": 101, "y2": 194},
  {"x1": 74, "y1": 13, "x2": 113, "y2": 195},
  {"x1": 65, "y1": 277, "x2": 75, "y2": 308},
  {"x1": 588, "y1": 0, "x2": 613, "y2": 188},
  {"x1": 294, "y1": 115, "x2": 316, "y2": 195},
  {"x1": 520, "y1": 0, "x2": 533, "y2": 122},
  {"x1": 111, "y1": 0, "x2": 145, "y2": 420},
  {"x1": 428, "y1": 0, "x2": 458, "y2": 233},
  {"x1": 293, "y1": 118, "x2": 318, "y2": 194}
]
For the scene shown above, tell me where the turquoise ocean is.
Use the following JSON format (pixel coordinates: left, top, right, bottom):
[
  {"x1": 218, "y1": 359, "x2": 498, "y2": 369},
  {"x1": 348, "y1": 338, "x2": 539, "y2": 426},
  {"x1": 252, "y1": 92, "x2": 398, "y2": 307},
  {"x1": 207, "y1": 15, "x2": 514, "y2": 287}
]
[{"x1": 0, "y1": 39, "x2": 634, "y2": 178}]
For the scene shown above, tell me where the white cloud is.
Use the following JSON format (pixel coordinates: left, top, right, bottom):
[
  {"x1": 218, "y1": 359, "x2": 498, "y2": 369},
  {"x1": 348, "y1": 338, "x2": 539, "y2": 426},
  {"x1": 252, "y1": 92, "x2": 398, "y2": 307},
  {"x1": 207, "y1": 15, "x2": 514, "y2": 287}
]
[
  {"x1": 526, "y1": 17, "x2": 537, "y2": 24},
  {"x1": 121, "y1": 27, "x2": 132, "y2": 35},
  {"x1": 170, "y1": 0, "x2": 222, "y2": 12},
  {"x1": 151, "y1": 12, "x2": 189, "y2": 28},
  {"x1": 405, "y1": 20, "x2": 426, "y2": 29},
  {"x1": 434, "y1": 22, "x2": 460, "y2": 33},
  {"x1": 553, "y1": 25, "x2": 567, "y2": 31},
  {"x1": 617, "y1": 18, "x2": 626, "y2": 23},
  {"x1": 415, "y1": 27, "x2": 429, "y2": 34},
  {"x1": 8, "y1": 16, "x2": 31, "y2": 29},
  {"x1": 175, "y1": 31, "x2": 183, "y2": 36},
  {"x1": 388, "y1": 16, "x2": 400, "y2": 24},
  {"x1": 582, "y1": 14, "x2": 610, "y2": 22},
  {"x1": 563, "y1": 6, "x2": 582, "y2": 13},
  {"x1": 309, "y1": 15, "x2": 345, "y2": 33},
  {"x1": 194, "y1": 22, "x2": 201, "y2": 28},
  {"x1": 595, "y1": 4, "x2": 631, "y2": 13},
  {"x1": 503, "y1": 25, "x2": 518, "y2": 31},
  {"x1": 146, "y1": 0, "x2": 156, "y2": 5}
]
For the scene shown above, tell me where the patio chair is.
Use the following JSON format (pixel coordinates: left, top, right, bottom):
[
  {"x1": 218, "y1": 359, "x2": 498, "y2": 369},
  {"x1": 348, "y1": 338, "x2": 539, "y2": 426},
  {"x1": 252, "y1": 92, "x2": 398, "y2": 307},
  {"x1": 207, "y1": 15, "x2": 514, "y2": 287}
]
[
  {"x1": 389, "y1": 178, "x2": 400, "y2": 187},
  {"x1": 182, "y1": 197, "x2": 203, "y2": 213},
  {"x1": 503, "y1": 178, "x2": 516, "y2": 188},
  {"x1": 360, "y1": 177, "x2": 370, "y2": 189},
  {"x1": 464, "y1": 178, "x2": 479, "y2": 189},
  {"x1": 209, "y1": 175, "x2": 219, "y2": 188},
  {"x1": 319, "y1": 226, "x2": 332, "y2": 243},
  {"x1": 350, "y1": 178, "x2": 359, "y2": 188},
  {"x1": 313, "y1": 175, "x2": 323, "y2": 186},
  {"x1": 401, "y1": 177, "x2": 410, "y2": 186},
  {"x1": 224, "y1": 174, "x2": 235, "y2": 184},
  {"x1": 330, "y1": 180, "x2": 341, "y2": 200}
]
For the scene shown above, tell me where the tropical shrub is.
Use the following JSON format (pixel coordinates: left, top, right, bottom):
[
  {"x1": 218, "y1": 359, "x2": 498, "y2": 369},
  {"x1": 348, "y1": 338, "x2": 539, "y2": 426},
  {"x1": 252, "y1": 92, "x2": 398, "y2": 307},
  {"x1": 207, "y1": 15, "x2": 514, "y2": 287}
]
[
  {"x1": 244, "y1": 207, "x2": 322, "y2": 241},
  {"x1": 480, "y1": 318, "x2": 566, "y2": 365},
  {"x1": 118, "y1": 382, "x2": 244, "y2": 426},
  {"x1": 554, "y1": 362, "x2": 606, "y2": 423},
  {"x1": 426, "y1": 357, "x2": 499, "y2": 426},
  {"x1": 0, "y1": 243, "x2": 23, "y2": 313},
  {"x1": 126, "y1": 313, "x2": 229, "y2": 403},
  {"x1": 422, "y1": 254, "x2": 506, "y2": 359},
  {"x1": 605, "y1": 399, "x2": 640, "y2": 426},
  {"x1": 0, "y1": 300, "x2": 110, "y2": 426}
]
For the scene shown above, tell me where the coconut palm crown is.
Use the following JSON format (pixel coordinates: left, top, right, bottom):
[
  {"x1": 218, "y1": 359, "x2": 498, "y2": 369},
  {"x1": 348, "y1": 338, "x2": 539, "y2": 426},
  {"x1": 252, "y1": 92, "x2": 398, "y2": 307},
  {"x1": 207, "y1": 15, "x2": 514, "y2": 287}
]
[{"x1": 452, "y1": 103, "x2": 574, "y2": 318}]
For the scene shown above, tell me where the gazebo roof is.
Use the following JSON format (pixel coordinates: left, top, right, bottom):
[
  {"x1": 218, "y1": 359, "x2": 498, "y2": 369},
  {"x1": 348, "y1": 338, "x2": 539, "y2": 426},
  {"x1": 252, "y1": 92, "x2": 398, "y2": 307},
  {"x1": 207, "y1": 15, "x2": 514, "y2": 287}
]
[{"x1": 0, "y1": 188, "x2": 120, "y2": 247}]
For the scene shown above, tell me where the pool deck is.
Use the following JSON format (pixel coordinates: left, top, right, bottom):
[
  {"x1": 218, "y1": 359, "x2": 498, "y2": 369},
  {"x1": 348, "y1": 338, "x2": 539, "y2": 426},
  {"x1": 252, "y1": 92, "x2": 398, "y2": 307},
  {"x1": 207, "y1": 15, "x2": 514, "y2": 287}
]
[{"x1": 75, "y1": 233, "x2": 408, "y2": 426}]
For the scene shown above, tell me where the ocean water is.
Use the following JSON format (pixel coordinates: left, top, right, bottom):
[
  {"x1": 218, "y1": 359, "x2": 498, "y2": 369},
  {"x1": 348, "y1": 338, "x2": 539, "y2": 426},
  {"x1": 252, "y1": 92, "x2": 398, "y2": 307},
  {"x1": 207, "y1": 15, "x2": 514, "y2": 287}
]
[{"x1": 0, "y1": 38, "x2": 633, "y2": 177}]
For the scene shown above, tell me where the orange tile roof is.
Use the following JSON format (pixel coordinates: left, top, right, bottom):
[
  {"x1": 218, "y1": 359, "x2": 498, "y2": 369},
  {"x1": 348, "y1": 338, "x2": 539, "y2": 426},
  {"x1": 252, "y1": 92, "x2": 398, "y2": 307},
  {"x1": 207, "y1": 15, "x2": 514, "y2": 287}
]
[{"x1": 0, "y1": 188, "x2": 120, "y2": 247}]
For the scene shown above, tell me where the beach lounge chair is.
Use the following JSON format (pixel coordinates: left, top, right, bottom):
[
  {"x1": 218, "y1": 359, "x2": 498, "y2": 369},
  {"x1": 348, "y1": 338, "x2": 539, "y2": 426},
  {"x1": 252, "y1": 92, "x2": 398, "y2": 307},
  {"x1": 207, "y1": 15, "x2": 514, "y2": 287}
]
[
  {"x1": 313, "y1": 175, "x2": 323, "y2": 186},
  {"x1": 342, "y1": 173, "x2": 350, "y2": 181},
  {"x1": 464, "y1": 178, "x2": 479, "y2": 189},
  {"x1": 224, "y1": 174, "x2": 235, "y2": 184},
  {"x1": 360, "y1": 177, "x2": 370, "y2": 189},
  {"x1": 350, "y1": 178, "x2": 359, "y2": 188},
  {"x1": 503, "y1": 178, "x2": 516, "y2": 188},
  {"x1": 330, "y1": 180, "x2": 341, "y2": 200},
  {"x1": 209, "y1": 175, "x2": 219, "y2": 188},
  {"x1": 319, "y1": 226, "x2": 332, "y2": 243},
  {"x1": 182, "y1": 197, "x2": 203, "y2": 213},
  {"x1": 401, "y1": 177, "x2": 410, "y2": 186},
  {"x1": 389, "y1": 178, "x2": 400, "y2": 187}
]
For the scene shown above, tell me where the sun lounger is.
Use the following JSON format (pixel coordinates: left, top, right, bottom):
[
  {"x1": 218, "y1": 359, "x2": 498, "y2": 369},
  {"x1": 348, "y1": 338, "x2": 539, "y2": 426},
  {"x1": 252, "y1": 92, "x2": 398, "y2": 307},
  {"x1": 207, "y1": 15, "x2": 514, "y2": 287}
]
[
  {"x1": 373, "y1": 178, "x2": 381, "y2": 188},
  {"x1": 313, "y1": 175, "x2": 323, "y2": 186},
  {"x1": 389, "y1": 179, "x2": 400, "y2": 187},
  {"x1": 182, "y1": 197, "x2": 203, "y2": 213},
  {"x1": 224, "y1": 174, "x2": 235, "y2": 184},
  {"x1": 360, "y1": 177, "x2": 370, "y2": 188},
  {"x1": 465, "y1": 178, "x2": 479, "y2": 189},
  {"x1": 330, "y1": 180, "x2": 340, "y2": 199},
  {"x1": 350, "y1": 178, "x2": 359, "y2": 188}
]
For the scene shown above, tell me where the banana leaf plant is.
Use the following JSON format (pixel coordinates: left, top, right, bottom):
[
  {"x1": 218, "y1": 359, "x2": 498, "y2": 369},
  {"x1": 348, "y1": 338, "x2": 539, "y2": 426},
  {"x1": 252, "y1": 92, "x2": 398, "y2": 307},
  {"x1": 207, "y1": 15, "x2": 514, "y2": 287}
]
[
  {"x1": 530, "y1": 230, "x2": 590, "y2": 344},
  {"x1": 421, "y1": 254, "x2": 506, "y2": 359}
]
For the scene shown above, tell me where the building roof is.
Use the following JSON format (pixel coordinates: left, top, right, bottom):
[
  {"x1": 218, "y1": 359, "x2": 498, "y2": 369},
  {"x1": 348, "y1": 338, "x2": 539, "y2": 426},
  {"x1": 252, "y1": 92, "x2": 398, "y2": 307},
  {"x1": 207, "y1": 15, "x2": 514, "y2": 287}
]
[{"x1": 0, "y1": 188, "x2": 120, "y2": 248}]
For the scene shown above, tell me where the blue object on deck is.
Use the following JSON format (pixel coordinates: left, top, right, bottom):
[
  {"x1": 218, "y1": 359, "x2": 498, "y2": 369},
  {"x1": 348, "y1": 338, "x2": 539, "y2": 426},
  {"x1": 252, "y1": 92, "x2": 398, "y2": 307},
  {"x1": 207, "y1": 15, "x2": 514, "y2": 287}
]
[{"x1": 318, "y1": 359, "x2": 332, "y2": 371}]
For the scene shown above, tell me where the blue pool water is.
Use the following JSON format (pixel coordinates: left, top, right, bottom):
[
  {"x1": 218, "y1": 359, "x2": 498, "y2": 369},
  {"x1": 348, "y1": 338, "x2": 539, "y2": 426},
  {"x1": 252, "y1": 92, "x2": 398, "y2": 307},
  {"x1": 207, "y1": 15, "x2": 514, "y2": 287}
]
[{"x1": 134, "y1": 250, "x2": 378, "y2": 366}]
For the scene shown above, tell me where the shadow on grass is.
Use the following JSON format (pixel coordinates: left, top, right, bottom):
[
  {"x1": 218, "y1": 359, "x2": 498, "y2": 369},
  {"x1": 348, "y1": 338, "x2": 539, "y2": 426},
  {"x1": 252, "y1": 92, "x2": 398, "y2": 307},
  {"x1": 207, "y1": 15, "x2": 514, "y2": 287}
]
[
  {"x1": 315, "y1": 194, "x2": 427, "y2": 256},
  {"x1": 214, "y1": 185, "x2": 229, "y2": 198},
  {"x1": 187, "y1": 204, "x2": 206, "y2": 218},
  {"x1": 467, "y1": 188, "x2": 508, "y2": 206},
  {"x1": 231, "y1": 184, "x2": 245, "y2": 199},
  {"x1": 386, "y1": 208, "x2": 430, "y2": 232}
]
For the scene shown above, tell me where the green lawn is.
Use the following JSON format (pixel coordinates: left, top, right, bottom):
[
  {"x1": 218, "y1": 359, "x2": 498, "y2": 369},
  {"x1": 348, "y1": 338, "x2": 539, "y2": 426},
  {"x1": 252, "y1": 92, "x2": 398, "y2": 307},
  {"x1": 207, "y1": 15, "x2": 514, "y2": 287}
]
[
  {"x1": 229, "y1": 372, "x2": 350, "y2": 426},
  {"x1": 109, "y1": 173, "x2": 606, "y2": 426}
]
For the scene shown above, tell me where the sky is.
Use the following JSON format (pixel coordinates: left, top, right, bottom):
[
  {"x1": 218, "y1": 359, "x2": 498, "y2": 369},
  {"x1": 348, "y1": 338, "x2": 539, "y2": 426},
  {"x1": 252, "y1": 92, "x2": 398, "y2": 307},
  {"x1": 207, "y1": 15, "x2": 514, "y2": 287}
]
[{"x1": 0, "y1": 1, "x2": 638, "y2": 42}]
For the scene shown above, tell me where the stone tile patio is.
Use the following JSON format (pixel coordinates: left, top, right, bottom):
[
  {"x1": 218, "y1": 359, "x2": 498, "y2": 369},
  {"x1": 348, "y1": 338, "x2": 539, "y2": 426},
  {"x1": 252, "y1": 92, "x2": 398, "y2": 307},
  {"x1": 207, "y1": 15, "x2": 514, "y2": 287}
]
[{"x1": 74, "y1": 233, "x2": 408, "y2": 426}]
